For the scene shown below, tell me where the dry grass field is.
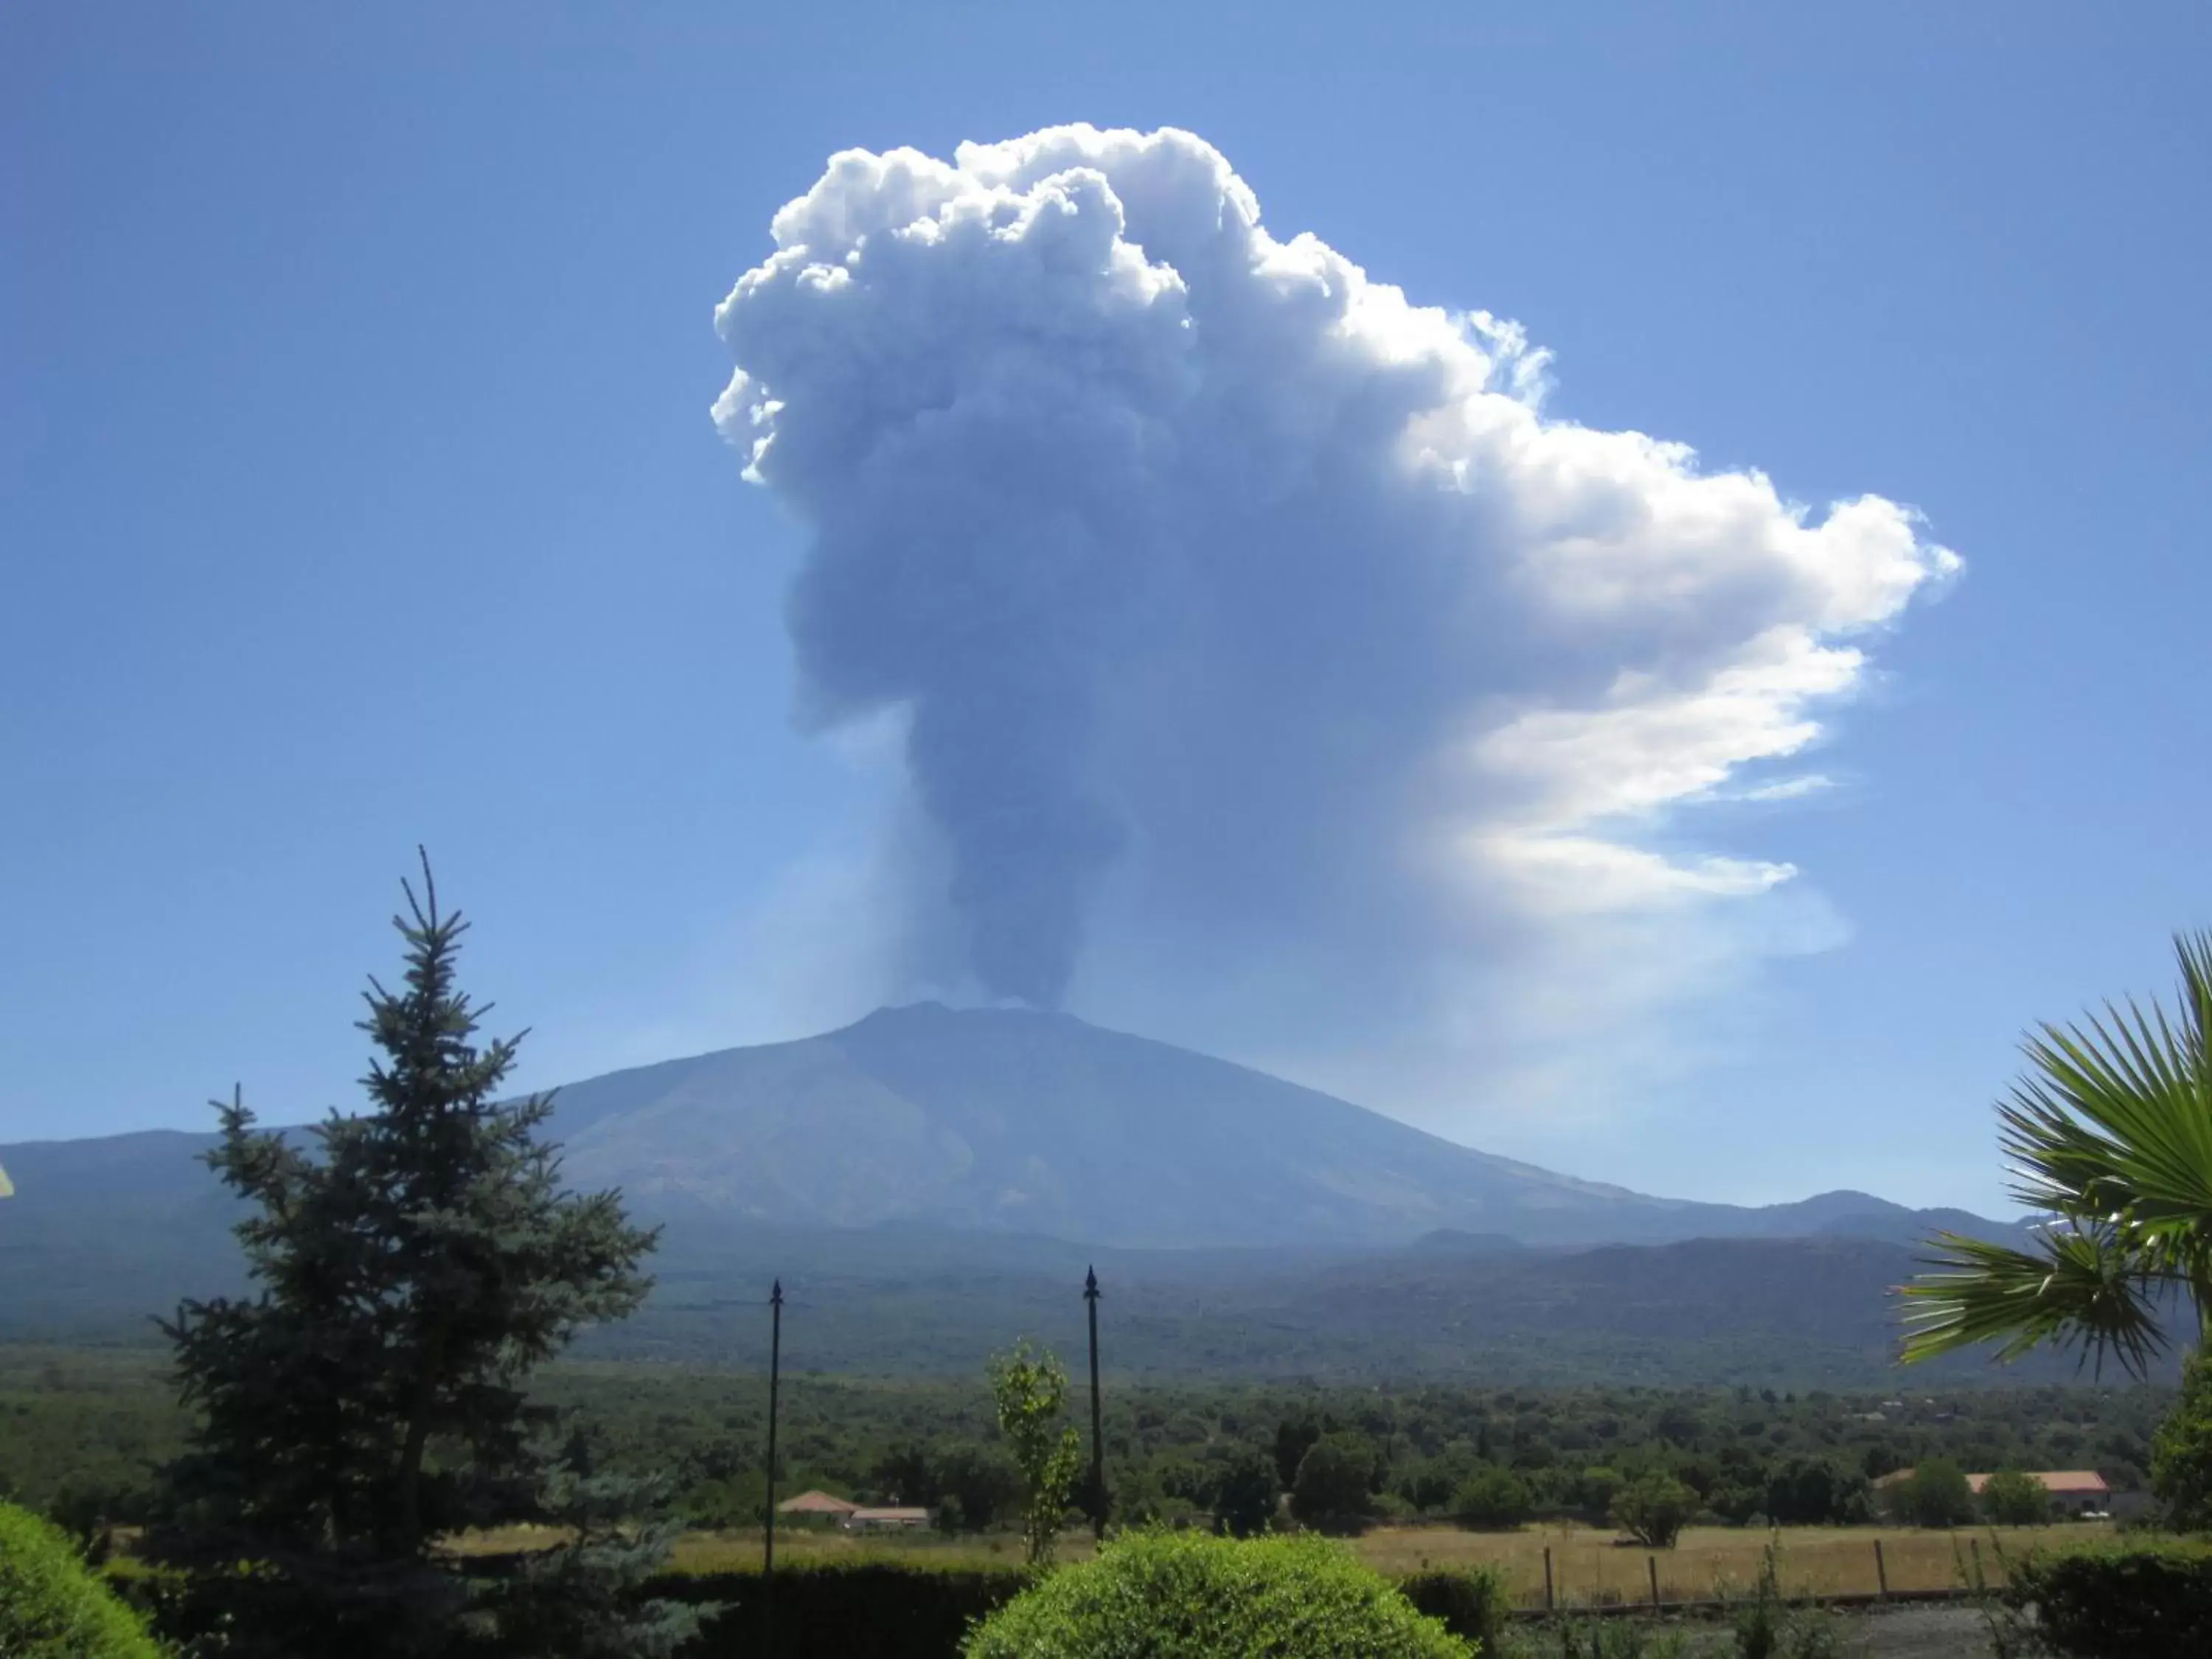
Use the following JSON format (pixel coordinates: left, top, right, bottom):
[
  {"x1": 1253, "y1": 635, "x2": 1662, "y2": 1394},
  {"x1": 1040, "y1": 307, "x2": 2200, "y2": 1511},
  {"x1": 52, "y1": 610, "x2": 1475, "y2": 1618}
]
[
  {"x1": 1352, "y1": 1521, "x2": 2112, "y2": 1606},
  {"x1": 613, "y1": 1519, "x2": 2117, "y2": 1606}
]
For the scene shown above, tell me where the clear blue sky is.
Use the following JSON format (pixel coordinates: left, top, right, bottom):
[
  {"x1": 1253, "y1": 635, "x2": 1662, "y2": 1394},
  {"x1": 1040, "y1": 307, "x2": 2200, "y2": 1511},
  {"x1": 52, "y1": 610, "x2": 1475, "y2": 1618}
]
[{"x1": 4, "y1": 1, "x2": 2205, "y2": 1215}]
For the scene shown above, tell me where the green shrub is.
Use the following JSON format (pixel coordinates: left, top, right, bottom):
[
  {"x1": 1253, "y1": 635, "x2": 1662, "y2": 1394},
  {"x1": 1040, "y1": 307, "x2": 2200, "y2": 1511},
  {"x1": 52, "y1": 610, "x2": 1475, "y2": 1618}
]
[
  {"x1": 2006, "y1": 1540, "x2": 2212, "y2": 1659},
  {"x1": 2153, "y1": 1350, "x2": 2212, "y2": 1531},
  {"x1": 1611, "y1": 1471, "x2": 1697, "y2": 1548},
  {"x1": 1978, "y1": 1468, "x2": 2051, "y2": 1526},
  {"x1": 1452, "y1": 1466, "x2": 1532, "y2": 1530},
  {"x1": 961, "y1": 1529, "x2": 1472, "y2": 1658},
  {"x1": 1209, "y1": 1445, "x2": 1281, "y2": 1537},
  {"x1": 1290, "y1": 1432, "x2": 1380, "y2": 1531},
  {"x1": 1888, "y1": 1458, "x2": 1977, "y2": 1528},
  {"x1": 0, "y1": 1501, "x2": 162, "y2": 1658},
  {"x1": 1398, "y1": 1566, "x2": 1508, "y2": 1651},
  {"x1": 660, "y1": 1562, "x2": 1028, "y2": 1658}
]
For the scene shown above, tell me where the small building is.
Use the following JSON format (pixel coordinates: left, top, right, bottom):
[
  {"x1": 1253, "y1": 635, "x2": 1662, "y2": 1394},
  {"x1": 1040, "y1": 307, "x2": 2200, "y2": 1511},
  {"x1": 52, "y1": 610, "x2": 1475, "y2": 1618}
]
[
  {"x1": 776, "y1": 1490, "x2": 860, "y2": 1517},
  {"x1": 844, "y1": 1506, "x2": 934, "y2": 1532},
  {"x1": 1966, "y1": 1471, "x2": 2111, "y2": 1518},
  {"x1": 1879, "y1": 1467, "x2": 2112, "y2": 1519}
]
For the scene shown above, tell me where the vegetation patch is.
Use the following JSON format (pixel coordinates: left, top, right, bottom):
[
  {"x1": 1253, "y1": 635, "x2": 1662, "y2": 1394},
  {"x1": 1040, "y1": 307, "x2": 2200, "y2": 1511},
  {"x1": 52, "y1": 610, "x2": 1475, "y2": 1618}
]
[
  {"x1": 961, "y1": 1530, "x2": 1470, "y2": 1658},
  {"x1": 0, "y1": 1501, "x2": 161, "y2": 1659},
  {"x1": 2006, "y1": 1539, "x2": 2212, "y2": 1659}
]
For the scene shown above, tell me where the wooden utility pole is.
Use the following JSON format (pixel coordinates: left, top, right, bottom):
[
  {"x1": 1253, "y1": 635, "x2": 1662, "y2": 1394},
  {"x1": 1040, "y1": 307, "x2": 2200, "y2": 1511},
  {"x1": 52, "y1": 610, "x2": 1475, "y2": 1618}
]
[
  {"x1": 764, "y1": 1279, "x2": 783, "y2": 1646},
  {"x1": 1085, "y1": 1265, "x2": 1105, "y2": 1540}
]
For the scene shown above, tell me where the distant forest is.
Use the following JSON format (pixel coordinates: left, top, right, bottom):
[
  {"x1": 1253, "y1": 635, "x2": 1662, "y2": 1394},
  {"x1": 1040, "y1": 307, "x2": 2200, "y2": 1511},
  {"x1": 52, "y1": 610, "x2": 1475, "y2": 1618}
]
[{"x1": 3, "y1": 1343, "x2": 2166, "y2": 1538}]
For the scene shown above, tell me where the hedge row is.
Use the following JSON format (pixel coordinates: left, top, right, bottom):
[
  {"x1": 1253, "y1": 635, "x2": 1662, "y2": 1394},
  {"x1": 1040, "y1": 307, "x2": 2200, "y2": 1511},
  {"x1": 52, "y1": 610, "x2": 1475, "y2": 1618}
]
[
  {"x1": 654, "y1": 1559, "x2": 1508, "y2": 1658},
  {"x1": 2007, "y1": 1540, "x2": 2212, "y2": 1659},
  {"x1": 657, "y1": 1563, "x2": 1029, "y2": 1658}
]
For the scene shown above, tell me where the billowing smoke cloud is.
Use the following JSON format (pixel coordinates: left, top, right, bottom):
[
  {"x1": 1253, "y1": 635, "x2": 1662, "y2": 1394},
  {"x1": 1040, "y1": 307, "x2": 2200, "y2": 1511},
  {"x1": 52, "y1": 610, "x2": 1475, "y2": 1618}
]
[{"x1": 712, "y1": 127, "x2": 1955, "y2": 1096}]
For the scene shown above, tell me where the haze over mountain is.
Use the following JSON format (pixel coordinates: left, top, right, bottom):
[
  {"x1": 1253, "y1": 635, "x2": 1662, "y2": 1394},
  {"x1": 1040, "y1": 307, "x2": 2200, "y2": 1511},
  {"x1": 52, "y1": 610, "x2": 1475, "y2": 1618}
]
[
  {"x1": 0, "y1": 1004, "x2": 2045, "y2": 1380},
  {"x1": 4, "y1": 1001, "x2": 2006, "y2": 1262},
  {"x1": 536, "y1": 1003, "x2": 2001, "y2": 1249}
]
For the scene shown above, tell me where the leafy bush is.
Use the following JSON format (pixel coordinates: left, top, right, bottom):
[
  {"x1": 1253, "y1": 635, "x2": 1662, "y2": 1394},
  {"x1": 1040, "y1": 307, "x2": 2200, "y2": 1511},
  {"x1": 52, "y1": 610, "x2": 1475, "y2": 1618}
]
[
  {"x1": 1290, "y1": 1433, "x2": 1379, "y2": 1531},
  {"x1": 662, "y1": 1562, "x2": 1028, "y2": 1658},
  {"x1": 1979, "y1": 1468, "x2": 2052, "y2": 1526},
  {"x1": 1576, "y1": 1466, "x2": 1624, "y2": 1520},
  {"x1": 0, "y1": 1501, "x2": 162, "y2": 1658},
  {"x1": 2154, "y1": 1349, "x2": 2212, "y2": 1531},
  {"x1": 1889, "y1": 1458, "x2": 1977, "y2": 1528},
  {"x1": 1612, "y1": 1471, "x2": 1697, "y2": 1548},
  {"x1": 1209, "y1": 1445, "x2": 1281, "y2": 1537},
  {"x1": 1397, "y1": 1565, "x2": 1508, "y2": 1652},
  {"x1": 1452, "y1": 1465, "x2": 1532, "y2": 1529},
  {"x1": 1762, "y1": 1458, "x2": 1869, "y2": 1526},
  {"x1": 2005, "y1": 1540, "x2": 2212, "y2": 1658},
  {"x1": 961, "y1": 1530, "x2": 1471, "y2": 1658}
]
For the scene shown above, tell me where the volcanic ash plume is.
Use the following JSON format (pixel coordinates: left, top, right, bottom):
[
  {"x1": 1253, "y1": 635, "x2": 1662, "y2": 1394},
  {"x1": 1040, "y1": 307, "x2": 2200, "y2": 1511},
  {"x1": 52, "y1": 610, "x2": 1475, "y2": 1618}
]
[{"x1": 710, "y1": 125, "x2": 1955, "y2": 1047}]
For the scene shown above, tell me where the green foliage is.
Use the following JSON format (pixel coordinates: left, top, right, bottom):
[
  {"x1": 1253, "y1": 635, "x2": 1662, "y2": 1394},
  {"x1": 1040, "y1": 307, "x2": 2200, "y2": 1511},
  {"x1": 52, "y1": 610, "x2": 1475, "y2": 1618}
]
[
  {"x1": 2, "y1": 1343, "x2": 2172, "y2": 1564},
  {"x1": 1290, "y1": 1432, "x2": 1378, "y2": 1531},
  {"x1": 986, "y1": 1341, "x2": 1082, "y2": 1566},
  {"x1": 1576, "y1": 1467, "x2": 1623, "y2": 1520},
  {"x1": 1903, "y1": 930, "x2": 2212, "y2": 1376},
  {"x1": 1273, "y1": 1417, "x2": 1323, "y2": 1489},
  {"x1": 147, "y1": 858, "x2": 684, "y2": 1658},
  {"x1": 2153, "y1": 1348, "x2": 2212, "y2": 1531},
  {"x1": 1732, "y1": 1543, "x2": 1840, "y2": 1659},
  {"x1": 1889, "y1": 1458, "x2": 1977, "y2": 1528},
  {"x1": 0, "y1": 1501, "x2": 161, "y2": 1658},
  {"x1": 1503, "y1": 1619, "x2": 1687, "y2": 1659},
  {"x1": 1397, "y1": 1566, "x2": 1507, "y2": 1652},
  {"x1": 2004, "y1": 1539, "x2": 2212, "y2": 1658},
  {"x1": 1209, "y1": 1445, "x2": 1279, "y2": 1537},
  {"x1": 1450, "y1": 1465, "x2": 1531, "y2": 1530},
  {"x1": 867, "y1": 1441, "x2": 1021, "y2": 1534},
  {"x1": 1761, "y1": 1458, "x2": 1868, "y2": 1526},
  {"x1": 960, "y1": 1529, "x2": 1471, "y2": 1658},
  {"x1": 653, "y1": 1563, "x2": 1028, "y2": 1658},
  {"x1": 1979, "y1": 1467, "x2": 2053, "y2": 1526},
  {"x1": 1610, "y1": 1470, "x2": 1697, "y2": 1548}
]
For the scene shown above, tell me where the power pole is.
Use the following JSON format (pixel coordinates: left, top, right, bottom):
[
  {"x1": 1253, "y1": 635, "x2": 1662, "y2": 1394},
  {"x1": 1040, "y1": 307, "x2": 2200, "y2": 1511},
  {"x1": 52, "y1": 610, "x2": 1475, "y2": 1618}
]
[
  {"x1": 1084, "y1": 1265, "x2": 1105, "y2": 1540},
  {"x1": 764, "y1": 1279, "x2": 783, "y2": 1647}
]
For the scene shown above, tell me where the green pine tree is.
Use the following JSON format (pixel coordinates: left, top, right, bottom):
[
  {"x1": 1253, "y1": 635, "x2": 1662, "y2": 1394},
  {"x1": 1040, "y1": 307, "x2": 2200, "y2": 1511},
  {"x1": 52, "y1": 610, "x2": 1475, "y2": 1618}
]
[{"x1": 150, "y1": 855, "x2": 694, "y2": 1658}]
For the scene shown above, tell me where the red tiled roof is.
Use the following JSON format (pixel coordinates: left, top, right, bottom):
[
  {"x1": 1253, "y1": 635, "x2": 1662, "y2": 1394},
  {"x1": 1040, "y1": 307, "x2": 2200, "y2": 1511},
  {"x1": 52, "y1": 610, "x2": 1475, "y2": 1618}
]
[
  {"x1": 1966, "y1": 1471, "x2": 2108, "y2": 1496},
  {"x1": 777, "y1": 1489, "x2": 860, "y2": 1514}
]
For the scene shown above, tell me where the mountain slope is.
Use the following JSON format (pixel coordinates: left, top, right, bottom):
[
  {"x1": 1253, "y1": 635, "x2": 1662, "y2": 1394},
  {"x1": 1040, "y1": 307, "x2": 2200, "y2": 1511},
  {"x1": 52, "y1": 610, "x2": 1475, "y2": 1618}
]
[
  {"x1": 547, "y1": 1002, "x2": 1713, "y2": 1246},
  {"x1": 0, "y1": 1001, "x2": 2020, "y2": 1335}
]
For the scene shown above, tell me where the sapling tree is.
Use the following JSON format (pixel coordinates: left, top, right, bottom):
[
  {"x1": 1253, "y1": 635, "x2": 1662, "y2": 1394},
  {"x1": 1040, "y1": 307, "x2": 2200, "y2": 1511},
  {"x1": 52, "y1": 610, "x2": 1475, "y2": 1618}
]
[{"x1": 987, "y1": 1341, "x2": 1082, "y2": 1567}]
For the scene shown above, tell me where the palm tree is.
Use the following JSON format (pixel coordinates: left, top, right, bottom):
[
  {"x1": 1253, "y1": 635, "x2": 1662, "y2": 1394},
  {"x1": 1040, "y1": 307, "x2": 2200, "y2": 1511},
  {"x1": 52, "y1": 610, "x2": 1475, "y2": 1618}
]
[{"x1": 1902, "y1": 931, "x2": 2212, "y2": 1375}]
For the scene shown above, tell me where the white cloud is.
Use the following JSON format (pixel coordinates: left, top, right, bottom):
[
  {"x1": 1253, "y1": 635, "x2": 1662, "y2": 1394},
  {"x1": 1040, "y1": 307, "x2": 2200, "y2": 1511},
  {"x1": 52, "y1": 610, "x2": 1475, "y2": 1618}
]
[{"x1": 709, "y1": 125, "x2": 1955, "y2": 1123}]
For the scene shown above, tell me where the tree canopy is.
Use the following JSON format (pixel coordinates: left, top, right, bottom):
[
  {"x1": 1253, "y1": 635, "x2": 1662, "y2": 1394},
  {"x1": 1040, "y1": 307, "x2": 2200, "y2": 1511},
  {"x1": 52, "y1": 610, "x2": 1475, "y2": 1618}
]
[{"x1": 149, "y1": 856, "x2": 686, "y2": 1658}]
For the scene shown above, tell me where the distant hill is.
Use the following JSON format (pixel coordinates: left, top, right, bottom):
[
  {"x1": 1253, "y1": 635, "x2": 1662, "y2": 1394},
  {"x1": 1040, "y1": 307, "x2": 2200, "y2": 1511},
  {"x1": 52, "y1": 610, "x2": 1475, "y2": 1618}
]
[
  {"x1": 0, "y1": 1002, "x2": 2032, "y2": 1376},
  {"x1": 4, "y1": 1003, "x2": 2014, "y2": 1251}
]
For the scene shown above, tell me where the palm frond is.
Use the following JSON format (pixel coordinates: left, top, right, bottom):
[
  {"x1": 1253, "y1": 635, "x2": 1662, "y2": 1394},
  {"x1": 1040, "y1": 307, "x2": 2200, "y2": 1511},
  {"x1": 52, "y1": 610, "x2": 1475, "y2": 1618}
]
[
  {"x1": 1899, "y1": 1226, "x2": 2169, "y2": 1378},
  {"x1": 1995, "y1": 932, "x2": 2212, "y2": 1237}
]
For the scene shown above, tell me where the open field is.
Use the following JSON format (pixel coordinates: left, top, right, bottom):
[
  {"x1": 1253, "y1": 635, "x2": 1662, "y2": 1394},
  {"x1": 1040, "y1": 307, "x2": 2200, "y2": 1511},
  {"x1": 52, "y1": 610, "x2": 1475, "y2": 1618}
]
[
  {"x1": 1352, "y1": 1521, "x2": 2109, "y2": 1605},
  {"x1": 619, "y1": 1520, "x2": 2116, "y2": 1607}
]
